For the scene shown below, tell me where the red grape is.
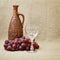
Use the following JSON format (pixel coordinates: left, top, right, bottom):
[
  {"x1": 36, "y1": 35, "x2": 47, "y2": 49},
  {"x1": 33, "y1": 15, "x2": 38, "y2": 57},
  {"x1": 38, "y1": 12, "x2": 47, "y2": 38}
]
[
  {"x1": 27, "y1": 44, "x2": 31, "y2": 47},
  {"x1": 4, "y1": 44, "x2": 8, "y2": 49},
  {"x1": 10, "y1": 40, "x2": 14, "y2": 45},
  {"x1": 21, "y1": 36, "x2": 25, "y2": 39},
  {"x1": 7, "y1": 46, "x2": 12, "y2": 51},
  {"x1": 18, "y1": 46, "x2": 23, "y2": 51},
  {"x1": 12, "y1": 43, "x2": 17, "y2": 48},
  {"x1": 19, "y1": 38, "x2": 23, "y2": 42},
  {"x1": 14, "y1": 39, "x2": 18, "y2": 45},
  {"x1": 26, "y1": 46, "x2": 30, "y2": 51},
  {"x1": 18, "y1": 40, "x2": 21, "y2": 44},
  {"x1": 22, "y1": 39, "x2": 26, "y2": 43},
  {"x1": 15, "y1": 38, "x2": 19, "y2": 41},
  {"x1": 26, "y1": 38, "x2": 31, "y2": 44},
  {"x1": 33, "y1": 42, "x2": 39, "y2": 49},
  {"x1": 21, "y1": 43, "x2": 26, "y2": 48},
  {"x1": 17, "y1": 44, "x2": 20, "y2": 48},
  {"x1": 5, "y1": 40, "x2": 9, "y2": 44},
  {"x1": 8, "y1": 43, "x2": 12, "y2": 46}
]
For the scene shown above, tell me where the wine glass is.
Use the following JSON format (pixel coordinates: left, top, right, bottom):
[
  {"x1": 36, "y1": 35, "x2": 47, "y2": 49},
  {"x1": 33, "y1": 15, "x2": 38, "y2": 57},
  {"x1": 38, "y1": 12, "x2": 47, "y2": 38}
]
[{"x1": 25, "y1": 24, "x2": 39, "y2": 51}]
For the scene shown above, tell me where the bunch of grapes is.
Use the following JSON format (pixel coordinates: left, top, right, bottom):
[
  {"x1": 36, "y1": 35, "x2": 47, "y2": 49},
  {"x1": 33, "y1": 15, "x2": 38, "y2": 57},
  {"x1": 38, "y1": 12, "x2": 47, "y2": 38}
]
[{"x1": 4, "y1": 36, "x2": 39, "y2": 51}]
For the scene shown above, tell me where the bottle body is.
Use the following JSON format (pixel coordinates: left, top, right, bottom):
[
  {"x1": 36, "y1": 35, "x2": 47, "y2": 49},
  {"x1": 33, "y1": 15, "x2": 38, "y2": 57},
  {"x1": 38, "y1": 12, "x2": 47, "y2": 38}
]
[{"x1": 8, "y1": 5, "x2": 24, "y2": 40}]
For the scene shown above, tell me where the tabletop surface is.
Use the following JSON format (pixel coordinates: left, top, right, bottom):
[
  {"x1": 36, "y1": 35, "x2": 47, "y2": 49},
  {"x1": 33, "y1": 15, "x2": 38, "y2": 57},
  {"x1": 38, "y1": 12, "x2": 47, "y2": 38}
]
[{"x1": 0, "y1": 39, "x2": 60, "y2": 60}]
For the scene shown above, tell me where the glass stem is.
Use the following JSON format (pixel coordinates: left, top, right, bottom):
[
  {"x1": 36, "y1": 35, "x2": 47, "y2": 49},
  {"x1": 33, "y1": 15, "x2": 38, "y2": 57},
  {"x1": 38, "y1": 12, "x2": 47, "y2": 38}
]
[{"x1": 30, "y1": 39, "x2": 34, "y2": 51}]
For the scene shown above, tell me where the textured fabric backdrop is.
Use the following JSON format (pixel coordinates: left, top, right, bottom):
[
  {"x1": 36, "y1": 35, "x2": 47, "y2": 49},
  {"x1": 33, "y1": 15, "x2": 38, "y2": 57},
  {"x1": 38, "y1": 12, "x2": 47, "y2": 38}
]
[
  {"x1": 0, "y1": 0, "x2": 60, "y2": 41},
  {"x1": 0, "y1": 0, "x2": 60, "y2": 60}
]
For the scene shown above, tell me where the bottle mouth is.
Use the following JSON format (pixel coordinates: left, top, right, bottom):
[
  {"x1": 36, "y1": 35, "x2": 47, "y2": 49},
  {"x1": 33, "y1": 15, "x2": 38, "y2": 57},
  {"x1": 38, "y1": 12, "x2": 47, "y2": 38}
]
[{"x1": 13, "y1": 5, "x2": 19, "y2": 7}]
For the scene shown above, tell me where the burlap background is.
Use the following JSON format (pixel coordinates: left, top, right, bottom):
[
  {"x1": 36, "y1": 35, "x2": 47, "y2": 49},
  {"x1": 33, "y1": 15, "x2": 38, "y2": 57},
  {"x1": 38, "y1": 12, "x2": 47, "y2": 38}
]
[
  {"x1": 0, "y1": 0, "x2": 60, "y2": 41},
  {"x1": 0, "y1": 0, "x2": 60, "y2": 60}
]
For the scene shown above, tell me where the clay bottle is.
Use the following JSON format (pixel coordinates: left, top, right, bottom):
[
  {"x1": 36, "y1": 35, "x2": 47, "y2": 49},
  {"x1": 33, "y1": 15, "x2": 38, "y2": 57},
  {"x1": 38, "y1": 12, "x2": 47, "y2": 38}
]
[{"x1": 8, "y1": 5, "x2": 24, "y2": 40}]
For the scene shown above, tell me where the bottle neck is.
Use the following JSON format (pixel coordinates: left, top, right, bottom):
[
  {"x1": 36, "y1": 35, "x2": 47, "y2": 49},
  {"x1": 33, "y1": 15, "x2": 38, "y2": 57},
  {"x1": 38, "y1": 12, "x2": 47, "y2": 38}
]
[{"x1": 13, "y1": 6, "x2": 18, "y2": 15}]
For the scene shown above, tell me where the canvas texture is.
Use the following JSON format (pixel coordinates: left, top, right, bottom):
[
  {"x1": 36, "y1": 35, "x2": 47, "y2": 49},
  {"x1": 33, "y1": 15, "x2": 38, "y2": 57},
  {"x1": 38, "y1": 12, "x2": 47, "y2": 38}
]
[{"x1": 0, "y1": 0, "x2": 60, "y2": 60}]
